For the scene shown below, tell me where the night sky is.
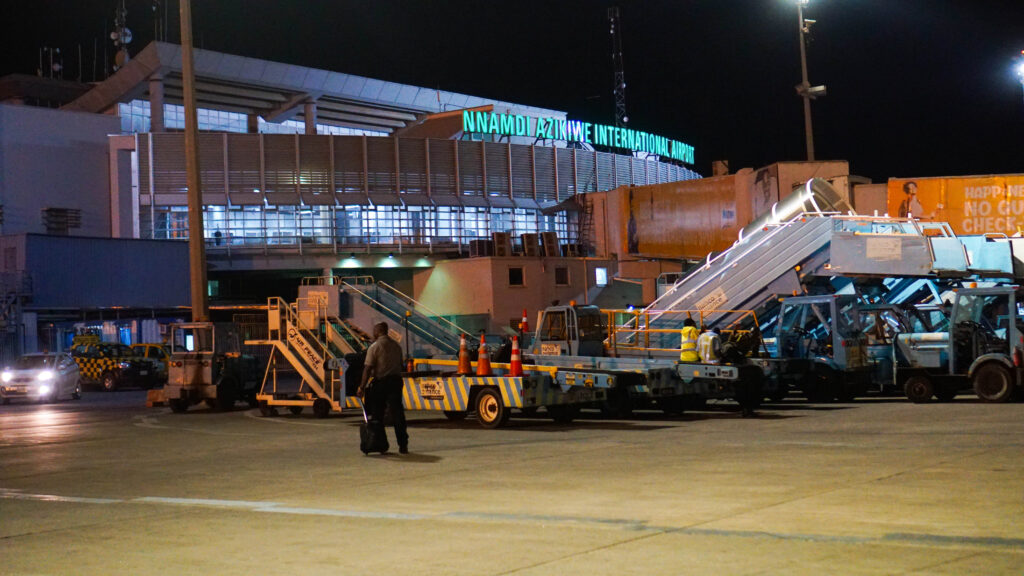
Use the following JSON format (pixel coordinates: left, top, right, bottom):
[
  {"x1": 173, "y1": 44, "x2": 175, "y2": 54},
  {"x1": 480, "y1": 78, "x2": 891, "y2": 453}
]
[{"x1": 4, "y1": 0, "x2": 1023, "y2": 182}]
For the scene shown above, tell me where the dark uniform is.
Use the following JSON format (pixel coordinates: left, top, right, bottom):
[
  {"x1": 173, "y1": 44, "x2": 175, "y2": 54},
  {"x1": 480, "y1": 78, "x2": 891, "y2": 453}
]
[{"x1": 363, "y1": 333, "x2": 407, "y2": 451}]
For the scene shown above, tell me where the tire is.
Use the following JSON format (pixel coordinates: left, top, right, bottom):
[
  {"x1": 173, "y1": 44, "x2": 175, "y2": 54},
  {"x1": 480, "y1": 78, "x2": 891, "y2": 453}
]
[
  {"x1": 312, "y1": 398, "x2": 331, "y2": 419},
  {"x1": 168, "y1": 399, "x2": 189, "y2": 413},
  {"x1": 288, "y1": 406, "x2": 304, "y2": 415},
  {"x1": 475, "y1": 388, "x2": 507, "y2": 429},
  {"x1": 547, "y1": 404, "x2": 578, "y2": 424},
  {"x1": 904, "y1": 376, "x2": 934, "y2": 404},
  {"x1": 443, "y1": 410, "x2": 468, "y2": 421},
  {"x1": 258, "y1": 401, "x2": 278, "y2": 417},
  {"x1": 101, "y1": 371, "x2": 118, "y2": 392},
  {"x1": 71, "y1": 383, "x2": 82, "y2": 400},
  {"x1": 972, "y1": 363, "x2": 1015, "y2": 403}
]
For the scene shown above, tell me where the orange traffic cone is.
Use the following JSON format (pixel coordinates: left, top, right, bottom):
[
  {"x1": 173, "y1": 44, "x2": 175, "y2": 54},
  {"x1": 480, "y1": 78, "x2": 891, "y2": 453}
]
[
  {"x1": 457, "y1": 334, "x2": 472, "y2": 375},
  {"x1": 475, "y1": 334, "x2": 492, "y2": 376},
  {"x1": 509, "y1": 335, "x2": 523, "y2": 377},
  {"x1": 520, "y1": 309, "x2": 529, "y2": 333}
]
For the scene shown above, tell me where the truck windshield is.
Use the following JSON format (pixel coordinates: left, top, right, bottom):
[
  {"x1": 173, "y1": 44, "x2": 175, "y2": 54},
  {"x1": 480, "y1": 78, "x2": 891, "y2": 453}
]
[{"x1": 576, "y1": 311, "x2": 607, "y2": 341}]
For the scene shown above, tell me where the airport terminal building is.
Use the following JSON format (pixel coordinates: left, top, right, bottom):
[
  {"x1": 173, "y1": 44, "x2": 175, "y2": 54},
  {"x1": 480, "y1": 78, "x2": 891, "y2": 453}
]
[{"x1": 0, "y1": 41, "x2": 701, "y2": 354}]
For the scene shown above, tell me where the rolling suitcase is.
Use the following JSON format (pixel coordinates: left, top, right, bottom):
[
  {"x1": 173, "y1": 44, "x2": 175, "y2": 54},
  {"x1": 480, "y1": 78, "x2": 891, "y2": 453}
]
[{"x1": 360, "y1": 405, "x2": 390, "y2": 455}]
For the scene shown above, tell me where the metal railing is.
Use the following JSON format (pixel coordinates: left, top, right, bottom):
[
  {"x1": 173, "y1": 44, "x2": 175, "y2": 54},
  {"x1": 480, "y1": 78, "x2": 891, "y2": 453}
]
[{"x1": 606, "y1": 309, "x2": 761, "y2": 354}]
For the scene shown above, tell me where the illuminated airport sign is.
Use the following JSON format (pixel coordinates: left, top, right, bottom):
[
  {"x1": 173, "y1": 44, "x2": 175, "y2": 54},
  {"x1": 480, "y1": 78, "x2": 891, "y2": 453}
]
[{"x1": 462, "y1": 110, "x2": 694, "y2": 165}]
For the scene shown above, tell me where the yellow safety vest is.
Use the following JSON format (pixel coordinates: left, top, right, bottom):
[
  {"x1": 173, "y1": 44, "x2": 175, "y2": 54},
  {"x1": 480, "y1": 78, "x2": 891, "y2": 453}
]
[
  {"x1": 698, "y1": 332, "x2": 721, "y2": 364},
  {"x1": 679, "y1": 326, "x2": 700, "y2": 362}
]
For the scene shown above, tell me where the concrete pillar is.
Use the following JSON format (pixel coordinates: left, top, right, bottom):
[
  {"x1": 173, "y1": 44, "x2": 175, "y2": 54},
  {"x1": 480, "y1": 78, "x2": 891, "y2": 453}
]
[
  {"x1": 304, "y1": 99, "x2": 317, "y2": 135},
  {"x1": 247, "y1": 114, "x2": 259, "y2": 134},
  {"x1": 148, "y1": 75, "x2": 165, "y2": 132}
]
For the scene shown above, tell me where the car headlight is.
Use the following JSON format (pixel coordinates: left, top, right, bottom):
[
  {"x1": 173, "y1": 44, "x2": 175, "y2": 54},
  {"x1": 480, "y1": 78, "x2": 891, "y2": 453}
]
[
  {"x1": 1, "y1": 371, "x2": 11, "y2": 383},
  {"x1": 38, "y1": 384, "x2": 51, "y2": 395},
  {"x1": 37, "y1": 370, "x2": 54, "y2": 381}
]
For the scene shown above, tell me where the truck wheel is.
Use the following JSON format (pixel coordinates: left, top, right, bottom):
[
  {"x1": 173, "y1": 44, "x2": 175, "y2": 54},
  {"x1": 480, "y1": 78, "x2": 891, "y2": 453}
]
[
  {"x1": 598, "y1": 386, "x2": 633, "y2": 418},
  {"x1": 101, "y1": 372, "x2": 118, "y2": 392},
  {"x1": 904, "y1": 376, "x2": 934, "y2": 404},
  {"x1": 443, "y1": 410, "x2": 468, "y2": 421},
  {"x1": 312, "y1": 398, "x2": 331, "y2": 419},
  {"x1": 973, "y1": 363, "x2": 1014, "y2": 403},
  {"x1": 288, "y1": 406, "x2": 304, "y2": 415},
  {"x1": 547, "y1": 404, "x2": 578, "y2": 424},
  {"x1": 168, "y1": 399, "x2": 189, "y2": 413},
  {"x1": 258, "y1": 401, "x2": 278, "y2": 417},
  {"x1": 475, "y1": 388, "x2": 507, "y2": 428},
  {"x1": 805, "y1": 370, "x2": 836, "y2": 403}
]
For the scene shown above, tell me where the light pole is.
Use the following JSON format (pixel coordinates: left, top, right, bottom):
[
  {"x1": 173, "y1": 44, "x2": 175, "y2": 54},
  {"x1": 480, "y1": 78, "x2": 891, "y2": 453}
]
[
  {"x1": 795, "y1": 0, "x2": 826, "y2": 161},
  {"x1": 1017, "y1": 51, "x2": 1024, "y2": 107}
]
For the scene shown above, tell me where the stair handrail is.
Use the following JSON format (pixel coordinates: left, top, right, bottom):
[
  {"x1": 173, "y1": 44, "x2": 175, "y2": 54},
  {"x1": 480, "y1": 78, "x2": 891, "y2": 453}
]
[
  {"x1": 641, "y1": 211, "x2": 836, "y2": 327},
  {"x1": 374, "y1": 281, "x2": 473, "y2": 338},
  {"x1": 338, "y1": 281, "x2": 464, "y2": 351}
]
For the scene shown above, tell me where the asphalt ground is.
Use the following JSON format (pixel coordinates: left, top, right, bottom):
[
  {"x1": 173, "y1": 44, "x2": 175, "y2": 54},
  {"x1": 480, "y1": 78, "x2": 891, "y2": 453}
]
[{"x1": 1, "y1": 392, "x2": 1022, "y2": 575}]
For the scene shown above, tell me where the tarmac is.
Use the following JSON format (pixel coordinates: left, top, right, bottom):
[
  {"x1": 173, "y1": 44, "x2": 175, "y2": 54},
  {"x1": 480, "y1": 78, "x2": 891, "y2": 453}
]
[{"x1": 1, "y1": 392, "x2": 1022, "y2": 575}]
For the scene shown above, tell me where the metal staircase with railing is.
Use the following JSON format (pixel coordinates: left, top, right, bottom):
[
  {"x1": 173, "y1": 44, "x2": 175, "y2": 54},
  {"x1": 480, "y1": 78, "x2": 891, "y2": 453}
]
[{"x1": 336, "y1": 276, "x2": 472, "y2": 355}]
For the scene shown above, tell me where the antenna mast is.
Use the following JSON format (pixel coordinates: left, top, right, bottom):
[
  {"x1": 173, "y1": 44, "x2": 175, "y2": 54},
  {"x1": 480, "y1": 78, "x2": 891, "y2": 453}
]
[{"x1": 608, "y1": 7, "x2": 627, "y2": 128}]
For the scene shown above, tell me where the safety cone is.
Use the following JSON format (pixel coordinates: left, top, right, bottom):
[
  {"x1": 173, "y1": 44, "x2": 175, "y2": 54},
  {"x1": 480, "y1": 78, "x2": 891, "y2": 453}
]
[
  {"x1": 520, "y1": 309, "x2": 530, "y2": 333},
  {"x1": 475, "y1": 334, "x2": 492, "y2": 376},
  {"x1": 457, "y1": 334, "x2": 472, "y2": 375},
  {"x1": 509, "y1": 335, "x2": 523, "y2": 377}
]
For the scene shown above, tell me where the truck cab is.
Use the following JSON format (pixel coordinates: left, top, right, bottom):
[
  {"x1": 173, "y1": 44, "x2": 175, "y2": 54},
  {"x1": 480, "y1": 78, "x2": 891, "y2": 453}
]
[
  {"x1": 529, "y1": 304, "x2": 606, "y2": 357},
  {"x1": 772, "y1": 294, "x2": 870, "y2": 401}
]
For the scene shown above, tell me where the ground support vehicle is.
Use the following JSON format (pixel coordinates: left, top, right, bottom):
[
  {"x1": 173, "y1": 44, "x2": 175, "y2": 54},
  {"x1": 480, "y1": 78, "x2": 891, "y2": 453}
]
[
  {"x1": 164, "y1": 322, "x2": 260, "y2": 413},
  {"x1": 767, "y1": 295, "x2": 872, "y2": 402},
  {"x1": 897, "y1": 286, "x2": 1024, "y2": 403},
  {"x1": 72, "y1": 342, "x2": 157, "y2": 391},
  {"x1": 377, "y1": 358, "x2": 616, "y2": 428},
  {"x1": 246, "y1": 294, "x2": 367, "y2": 418},
  {"x1": 529, "y1": 304, "x2": 765, "y2": 416},
  {"x1": 0, "y1": 353, "x2": 81, "y2": 404}
]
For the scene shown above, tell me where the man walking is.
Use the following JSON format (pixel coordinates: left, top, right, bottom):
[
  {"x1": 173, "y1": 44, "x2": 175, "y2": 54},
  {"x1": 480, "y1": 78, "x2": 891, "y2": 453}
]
[{"x1": 359, "y1": 322, "x2": 408, "y2": 454}]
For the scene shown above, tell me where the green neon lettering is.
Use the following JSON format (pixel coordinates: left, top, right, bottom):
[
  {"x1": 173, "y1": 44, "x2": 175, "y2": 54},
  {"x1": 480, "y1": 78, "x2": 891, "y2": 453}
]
[
  {"x1": 582, "y1": 123, "x2": 592, "y2": 144},
  {"x1": 488, "y1": 113, "x2": 500, "y2": 134},
  {"x1": 477, "y1": 111, "x2": 491, "y2": 133},
  {"x1": 554, "y1": 120, "x2": 566, "y2": 140},
  {"x1": 463, "y1": 110, "x2": 475, "y2": 132},
  {"x1": 500, "y1": 114, "x2": 515, "y2": 135}
]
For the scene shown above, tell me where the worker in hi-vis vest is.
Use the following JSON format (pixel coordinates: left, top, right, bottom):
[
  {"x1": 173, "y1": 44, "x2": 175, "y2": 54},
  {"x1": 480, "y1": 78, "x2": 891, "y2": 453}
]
[
  {"x1": 698, "y1": 327, "x2": 722, "y2": 365},
  {"x1": 679, "y1": 318, "x2": 700, "y2": 362}
]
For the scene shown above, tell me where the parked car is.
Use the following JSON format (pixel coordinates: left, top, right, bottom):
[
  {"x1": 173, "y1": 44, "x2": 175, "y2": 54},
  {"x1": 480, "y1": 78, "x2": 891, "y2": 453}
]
[
  {"x1": 131, "y1": 343, "x2": 170, "y2": 383},
  {"x1": 72, "y1": 343, "x2": 157, "y2": 391},
  {"x1": 0, "y1": 353, "x2": 82, "y2": 404}
]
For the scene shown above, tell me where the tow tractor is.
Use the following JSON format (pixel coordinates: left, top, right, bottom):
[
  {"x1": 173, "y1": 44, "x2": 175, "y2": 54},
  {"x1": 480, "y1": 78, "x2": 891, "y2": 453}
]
[
  {"x1": 527, "y1": 303, "x2": 766, "y2": 416},
  {"x1": 897, "y1": 285, "x2": 1024, "y2": 403},
  {"x1": 164, "y1": 322, "x2": 260, "y2": 413}
]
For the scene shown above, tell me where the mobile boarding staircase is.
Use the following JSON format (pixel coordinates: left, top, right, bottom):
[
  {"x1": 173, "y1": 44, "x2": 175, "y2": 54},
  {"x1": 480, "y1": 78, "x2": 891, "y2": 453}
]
[
  {"x1": 245, "y1": 291, "x2": 370, "y2": 417},
  {"x1": 612, "y1": 178, "x2": 988, "y2": 352}
]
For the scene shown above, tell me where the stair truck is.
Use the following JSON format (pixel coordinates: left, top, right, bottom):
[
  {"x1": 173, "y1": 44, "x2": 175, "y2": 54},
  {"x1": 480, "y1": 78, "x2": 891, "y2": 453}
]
[
  {"x1": 527, "y1": 303, "x2": 766, "y2": 417},
  {"x1": 247, "y1": 287, "x2": 616, "y2": 428},
  {"x1": 897, "y1": 285, "x2": 1024, "y2": 403},
  {"x1": 164, "y1": 322, "x2": 261, "y2": 413}
]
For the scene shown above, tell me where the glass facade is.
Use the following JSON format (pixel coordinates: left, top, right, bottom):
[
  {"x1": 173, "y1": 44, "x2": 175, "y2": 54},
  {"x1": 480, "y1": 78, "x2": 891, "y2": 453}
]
[
  {"x1": 140, "y1": 204, "x2": 573, "y2": 251},
  {"x1": 118, "y1": 100, "x2": 387, "y2": 137}
]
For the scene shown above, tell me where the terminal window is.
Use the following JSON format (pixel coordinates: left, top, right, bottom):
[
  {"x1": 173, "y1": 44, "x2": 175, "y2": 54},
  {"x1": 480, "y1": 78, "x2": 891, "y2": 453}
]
[
  {"x1": 555, "y1": 267, "x2": 569, "y2": 286},
  {"x1": 508, "y1": 267, "x2": 525, "y2": 287}
]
